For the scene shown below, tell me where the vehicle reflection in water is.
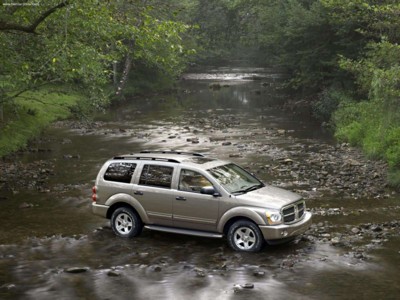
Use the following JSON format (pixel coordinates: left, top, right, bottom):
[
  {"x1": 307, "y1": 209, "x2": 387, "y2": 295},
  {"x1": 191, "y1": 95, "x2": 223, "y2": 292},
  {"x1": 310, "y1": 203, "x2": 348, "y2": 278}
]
[{"x1": 0, "y1": 67, "x2": 399, "y2": 299}]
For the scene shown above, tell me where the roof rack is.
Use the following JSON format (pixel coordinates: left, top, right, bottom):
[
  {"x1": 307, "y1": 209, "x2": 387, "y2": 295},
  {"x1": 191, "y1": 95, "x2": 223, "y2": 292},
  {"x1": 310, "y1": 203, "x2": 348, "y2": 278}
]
[
  {"x1": 139, "y1": 150, "x2": 204, "y2": 157},
  {"x1": 112, "y1": 156, "x2": 180, "y2": 163}
]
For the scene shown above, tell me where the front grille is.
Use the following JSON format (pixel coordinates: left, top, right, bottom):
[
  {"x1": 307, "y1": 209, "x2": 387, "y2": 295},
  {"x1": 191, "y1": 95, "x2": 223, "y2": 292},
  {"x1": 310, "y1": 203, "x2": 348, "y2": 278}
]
[{"x1": 282, "y1": 201, "x2": 305, "y2": 224}]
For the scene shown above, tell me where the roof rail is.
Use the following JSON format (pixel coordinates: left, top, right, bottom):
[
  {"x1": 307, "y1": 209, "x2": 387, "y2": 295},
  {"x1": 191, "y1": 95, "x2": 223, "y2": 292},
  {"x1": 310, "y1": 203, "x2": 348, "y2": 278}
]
[
  {"x1": 113, "y1": 155, "x2": 180, "y2": 163},
  {"x1": 139, "y1": 150, "x2": 204, "y2": 157}
]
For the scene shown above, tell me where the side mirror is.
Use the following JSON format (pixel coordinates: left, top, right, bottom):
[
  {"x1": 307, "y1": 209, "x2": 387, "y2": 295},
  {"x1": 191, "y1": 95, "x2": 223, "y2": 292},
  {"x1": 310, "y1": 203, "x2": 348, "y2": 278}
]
[{"x1": 200, "y1": 186, "x2": 220, "y2": 197}]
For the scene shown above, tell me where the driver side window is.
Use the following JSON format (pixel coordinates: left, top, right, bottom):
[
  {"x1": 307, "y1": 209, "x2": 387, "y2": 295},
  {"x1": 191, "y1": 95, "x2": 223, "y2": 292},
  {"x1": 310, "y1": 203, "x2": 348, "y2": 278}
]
[{"x1": 179, "y1": 169, "x2": 212, "y2": 193}]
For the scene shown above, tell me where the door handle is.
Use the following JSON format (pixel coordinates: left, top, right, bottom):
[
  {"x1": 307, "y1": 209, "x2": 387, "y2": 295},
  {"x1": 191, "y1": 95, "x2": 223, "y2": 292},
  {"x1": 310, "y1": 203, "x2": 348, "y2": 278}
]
[
  {"x1": 175, "y1": 196, "x2": 186, "y2": 201},
  {"x1": 134, "y1": 191, "x2": 143, "y2": 196}
]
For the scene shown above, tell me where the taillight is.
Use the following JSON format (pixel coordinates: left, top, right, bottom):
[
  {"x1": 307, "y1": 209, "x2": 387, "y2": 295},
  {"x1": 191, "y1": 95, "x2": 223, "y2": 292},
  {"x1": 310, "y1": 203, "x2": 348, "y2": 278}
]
[{"x1": 92, "y1": 186, "x2": 97, "y2": 202}]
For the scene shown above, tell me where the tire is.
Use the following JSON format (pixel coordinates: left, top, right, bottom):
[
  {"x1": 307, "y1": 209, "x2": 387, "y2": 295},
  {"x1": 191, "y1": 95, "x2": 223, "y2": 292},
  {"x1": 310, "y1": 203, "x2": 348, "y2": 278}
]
[
  {"x1": 227, "y1": 220, "x2": 264, "y2": 252},
  {"x1": 111, "y1": 207, "x2": 143, "y2": 238}
]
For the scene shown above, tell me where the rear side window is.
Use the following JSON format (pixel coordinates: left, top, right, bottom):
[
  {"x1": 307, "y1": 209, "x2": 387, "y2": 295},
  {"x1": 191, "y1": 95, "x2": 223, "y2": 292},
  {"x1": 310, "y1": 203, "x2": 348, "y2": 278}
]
[
  {"x1": 104, "y1": 162, "x2": 136, "y2": 183},
  {"x1": 139, "y1": 165, "x2": 173, "y2": 188}
]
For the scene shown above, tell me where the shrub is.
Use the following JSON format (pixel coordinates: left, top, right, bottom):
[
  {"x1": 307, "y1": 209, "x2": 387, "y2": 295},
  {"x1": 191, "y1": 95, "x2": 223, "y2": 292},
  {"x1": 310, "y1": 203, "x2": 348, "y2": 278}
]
[
  {"x1": 312, "y1": 88, "x2": 341, "y2": 123},
  {"x1": 385, "y1": 128, "x2": 400, "y2": 168}
]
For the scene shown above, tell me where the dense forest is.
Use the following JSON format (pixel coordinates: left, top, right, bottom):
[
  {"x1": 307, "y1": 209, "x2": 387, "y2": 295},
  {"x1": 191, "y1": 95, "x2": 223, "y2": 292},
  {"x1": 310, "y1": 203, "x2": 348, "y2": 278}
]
[{"x1": 1, "y1": 0, "x2": 399, "y2": 185}]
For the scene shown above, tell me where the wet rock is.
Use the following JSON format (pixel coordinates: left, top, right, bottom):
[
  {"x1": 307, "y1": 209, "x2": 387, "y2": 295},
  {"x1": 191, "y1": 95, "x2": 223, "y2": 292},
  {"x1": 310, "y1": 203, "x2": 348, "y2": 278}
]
[
  {"x1": 242, "y1": 283, "x2": 254, "y2": 289},
  {"x1": 277, "y1": 129, "x2": 286, "y2": 135},
  {"x1": 65, "y1": 267, "x2": 89, "y2": 274},
  {"x1": 19, "y1": 202, "x2": 33, "y2": 209},
  {"x1": 107, "y1": 270, "x2": 121, "y2": 277},
  {"x1": 353, "y1": 252, "x2": 366, "y2": 260},
  {"x1": 233, "y1": 285, "x2": 242, "y2": 293},
  {"x1": 253, "y1": 270, "x2": 265, "y2": 277},
  {"x1": 191, "y1": 138, "x2": 200, "y2": 144},
  {"x1": 302, "y1": 235, "x2": 315, "y2": 242},
  {"x1": 194, "y1": 267, "x2": 206, "y2": 277},
  {"x1": 281, "y1": 158, "x2": 294, "y2": 165},
  {"x1": 63, "y1": 154, "x2": 80, "y2": 159},
  {"x1": 233, "y1": 283, "x2": 254, "y2": 293},
  {"x1": 209, "y1": 83, "x2": 222, "y2": 90},
  {"x1": 222, "y1": 141, "x2": 232, "y2": 146},
  {"x1": 371, "y1": 225, "x2": 383, "y2": 232},
  {"x1": 209, "y1": 137, "x2": 225, "y2": 142},
  {"x1": 152, "y1": 265, "x2": 162, "y2": 272},
  {"x1": 1, "y1": 283, "x2": 16, "y2": 290},
  {"x1": 61, "y1": 138, "x2": 72, "y2": 144},
  {"x1": 351, "y1": 227, "x2": 361, "y2": 234},
  {"x1": 280, "y1": 259, "x2": 296, "y2": 269},
  {"x1": 330, "y1": 237, "x2": 341, "y2": 245},
  {"x1": 371, "y1": 239, "x2": 383, "y2": 244}
]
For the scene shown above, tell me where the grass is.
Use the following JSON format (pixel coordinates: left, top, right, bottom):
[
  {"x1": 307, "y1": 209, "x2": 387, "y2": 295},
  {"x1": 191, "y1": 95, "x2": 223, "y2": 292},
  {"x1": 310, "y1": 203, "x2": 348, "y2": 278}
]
[
  {"x1": 388, "y1": 170, "x2": 400, "y2": 189},
  {"x1": 333, "y1": 98, "x2": 400, "y2": 187},
  {"x1": 0, "y1": 86, "x2": 85, "y2": 157},
  {"x1": 0, "y1": 68, "x2": 176, "y2": 158}
]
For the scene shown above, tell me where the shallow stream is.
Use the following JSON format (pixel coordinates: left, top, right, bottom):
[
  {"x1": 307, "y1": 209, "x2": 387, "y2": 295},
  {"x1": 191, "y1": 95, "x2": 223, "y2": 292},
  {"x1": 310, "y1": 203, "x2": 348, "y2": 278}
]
[{"x1": 0, "y1": 67, "x2": 399, "y2": 299}]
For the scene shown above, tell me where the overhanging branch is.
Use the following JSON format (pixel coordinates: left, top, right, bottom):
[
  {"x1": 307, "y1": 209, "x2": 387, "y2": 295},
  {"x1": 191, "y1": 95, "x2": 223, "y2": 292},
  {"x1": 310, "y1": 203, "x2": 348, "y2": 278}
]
[{"x1": 0, "y1": 1, "x2": 70, "y2": 34}]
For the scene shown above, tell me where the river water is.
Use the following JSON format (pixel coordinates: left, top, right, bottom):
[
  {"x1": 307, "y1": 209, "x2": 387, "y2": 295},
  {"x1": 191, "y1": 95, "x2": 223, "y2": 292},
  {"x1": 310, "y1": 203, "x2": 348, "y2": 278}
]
[{"x1": 0, "y1": 67, "x2": 399, "y2": 299}]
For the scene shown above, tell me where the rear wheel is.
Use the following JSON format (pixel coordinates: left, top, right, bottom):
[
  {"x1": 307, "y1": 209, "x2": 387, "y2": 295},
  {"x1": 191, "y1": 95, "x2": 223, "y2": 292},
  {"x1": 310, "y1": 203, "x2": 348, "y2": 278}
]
[
  {"x1": 111, "y1": 207, "x2": 143, "y2": 238},
  {"x1": 227, "y1": 220, "x2": 264, "y2": 252}
]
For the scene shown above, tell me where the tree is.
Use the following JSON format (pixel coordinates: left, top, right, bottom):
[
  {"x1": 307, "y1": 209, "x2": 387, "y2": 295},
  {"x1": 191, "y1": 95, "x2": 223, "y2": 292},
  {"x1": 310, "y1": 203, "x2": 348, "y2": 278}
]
[
  {"x1": 0, "y1": 0, "x2": 194, "y2": 121},
  {"x1": 0, "y1": 1, "x2": 69, "y2": 33}
]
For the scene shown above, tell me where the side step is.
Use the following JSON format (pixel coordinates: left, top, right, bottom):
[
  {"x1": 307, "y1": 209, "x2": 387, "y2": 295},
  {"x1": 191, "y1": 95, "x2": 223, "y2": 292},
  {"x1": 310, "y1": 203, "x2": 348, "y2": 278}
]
[{"x1": 144, "y1": 225, "x2": 223, "y2": 239}]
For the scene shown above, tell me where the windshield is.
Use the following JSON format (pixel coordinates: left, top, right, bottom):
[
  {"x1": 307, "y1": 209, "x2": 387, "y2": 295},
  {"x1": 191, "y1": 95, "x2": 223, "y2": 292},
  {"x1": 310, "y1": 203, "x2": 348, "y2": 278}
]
[{"x1": 207, "y1": 163, "x2": 264, "y2": 194}]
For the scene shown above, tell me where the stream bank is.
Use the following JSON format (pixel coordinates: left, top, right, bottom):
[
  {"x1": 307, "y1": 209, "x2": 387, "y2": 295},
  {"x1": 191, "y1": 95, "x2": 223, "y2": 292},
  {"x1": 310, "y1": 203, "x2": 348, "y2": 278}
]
[{"x1": 0, "y1": 67, "x2": 399, "y2": 299}]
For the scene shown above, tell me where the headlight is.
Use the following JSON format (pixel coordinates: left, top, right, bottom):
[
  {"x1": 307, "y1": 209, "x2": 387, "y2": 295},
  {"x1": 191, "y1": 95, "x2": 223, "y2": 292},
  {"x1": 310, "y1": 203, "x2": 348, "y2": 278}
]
[{"x1": 266, "y1": 210, "x2": 283, "y2": 225}]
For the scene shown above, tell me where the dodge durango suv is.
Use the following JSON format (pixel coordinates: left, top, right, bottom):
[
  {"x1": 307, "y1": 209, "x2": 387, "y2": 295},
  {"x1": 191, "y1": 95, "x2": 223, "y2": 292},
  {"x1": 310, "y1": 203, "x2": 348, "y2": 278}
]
[{"x1": 91, "y1": 151, "x2": 312, "y2": 252}]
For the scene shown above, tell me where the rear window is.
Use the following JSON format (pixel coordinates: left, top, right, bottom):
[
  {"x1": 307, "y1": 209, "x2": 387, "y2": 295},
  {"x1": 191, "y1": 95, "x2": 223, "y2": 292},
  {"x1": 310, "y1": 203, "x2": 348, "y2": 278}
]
[{"x1": 104, "y1": 162, "x2": 136, "y2": 183}]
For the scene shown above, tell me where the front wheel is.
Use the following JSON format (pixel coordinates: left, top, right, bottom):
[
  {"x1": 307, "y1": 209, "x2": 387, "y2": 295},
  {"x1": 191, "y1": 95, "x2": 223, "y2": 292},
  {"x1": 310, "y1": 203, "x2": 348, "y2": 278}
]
[
  {"x1": 227, "y1": 220, "x2": 264, "y2": 252},
  {"x1": 111, "y1": 207, "x2": 143, "y2": 238}
]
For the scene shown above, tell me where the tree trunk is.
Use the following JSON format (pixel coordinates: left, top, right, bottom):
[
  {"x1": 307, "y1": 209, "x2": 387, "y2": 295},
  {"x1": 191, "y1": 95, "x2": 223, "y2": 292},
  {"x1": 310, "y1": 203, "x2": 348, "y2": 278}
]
[
  {"x1": 115, "y1": 55, "x2": 132, "y2": 97},
  {"x1": 115, "y1": 39, "x2": 135, "y2": 98},
  {"x1": 0, "y1": 104, "x2": 3, "y2": 123},
  {"x1": 113, "y1": 61, "x2": 118, "y2": 88}
]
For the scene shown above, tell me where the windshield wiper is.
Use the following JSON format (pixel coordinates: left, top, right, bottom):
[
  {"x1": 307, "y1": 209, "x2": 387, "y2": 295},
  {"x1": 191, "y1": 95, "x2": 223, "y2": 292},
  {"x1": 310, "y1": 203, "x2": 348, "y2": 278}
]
[{"x1": 232, "y1": 183, "x2": 264, "y2": 195}]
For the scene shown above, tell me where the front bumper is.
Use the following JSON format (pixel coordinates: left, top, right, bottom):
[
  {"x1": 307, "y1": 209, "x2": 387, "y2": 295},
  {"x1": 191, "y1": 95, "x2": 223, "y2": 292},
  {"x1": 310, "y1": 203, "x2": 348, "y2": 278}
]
[
  {"x1": 92, "y1": 202, "x2": 109, "y2": 218},
  {"x1": 259, "y1": 211, "x2": 312, "y2": 241}
]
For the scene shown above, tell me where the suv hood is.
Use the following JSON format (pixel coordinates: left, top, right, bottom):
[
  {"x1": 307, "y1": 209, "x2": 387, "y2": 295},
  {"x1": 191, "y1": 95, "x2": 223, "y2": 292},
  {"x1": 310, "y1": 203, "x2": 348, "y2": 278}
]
[{"x1": 235, "y1": 185, "x2": 302, "y2": 209}]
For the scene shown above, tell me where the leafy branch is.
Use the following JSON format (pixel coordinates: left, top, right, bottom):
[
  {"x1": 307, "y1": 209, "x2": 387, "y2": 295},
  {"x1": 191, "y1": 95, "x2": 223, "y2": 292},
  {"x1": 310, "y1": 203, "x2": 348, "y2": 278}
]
[{"x1": 0, "y1": 1, "x2": 70, "y2": 34}]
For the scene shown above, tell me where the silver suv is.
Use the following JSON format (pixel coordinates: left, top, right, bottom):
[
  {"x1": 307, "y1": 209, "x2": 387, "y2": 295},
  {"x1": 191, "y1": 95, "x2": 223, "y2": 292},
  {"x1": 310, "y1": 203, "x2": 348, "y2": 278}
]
[{"x1": 91, "y1": 151, "x2": 312, "y2": 252}]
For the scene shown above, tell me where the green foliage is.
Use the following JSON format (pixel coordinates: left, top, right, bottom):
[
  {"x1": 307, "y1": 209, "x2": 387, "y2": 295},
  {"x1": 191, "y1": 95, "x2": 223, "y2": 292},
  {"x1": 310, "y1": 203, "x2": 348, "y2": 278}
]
[
  {"x1": 388, "y1": 170, "x2": 400, "y2": 189},
  {"x1": 0, "y1": 0, "x2": 195, "y2": 156},
  {"x1": 0, "y1": 0, "x2": 194, "y2": 106},
  {"x1": 384, "y1": 128, "x2": 400, "y2": 168},
  {"x1": 133, "y1": 13, "x2": 193, "y2": 77},
  {"x1": 334, "y1": 97, "x2": 400, "y2": 169},
  {"x1": 0, "y1": 86, "x2": 84, "y2": 157},
  {"x1": 312, "y1": 88, "x2": 351, "y2": 122},
  {"x1": 183, "y1": 0, "x2": 248, "y2": 62},
  {"x1": 123, "y1": 63, "x2": 177, "y2": 96}
]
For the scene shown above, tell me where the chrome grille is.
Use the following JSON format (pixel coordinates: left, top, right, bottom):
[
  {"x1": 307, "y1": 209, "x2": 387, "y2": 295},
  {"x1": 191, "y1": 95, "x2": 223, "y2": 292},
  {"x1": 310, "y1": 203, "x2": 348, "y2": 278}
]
[{"x1": 282, "y1": 201, "x2": 305, "y2": 224}]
